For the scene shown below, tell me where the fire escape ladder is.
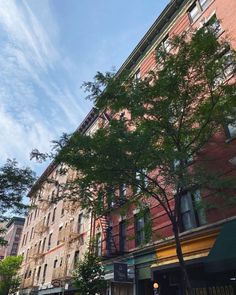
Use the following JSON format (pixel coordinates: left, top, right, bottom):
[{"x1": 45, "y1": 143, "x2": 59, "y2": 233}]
[{"x1": 100, "y1": 215, "x2": 118, "y2": 257}]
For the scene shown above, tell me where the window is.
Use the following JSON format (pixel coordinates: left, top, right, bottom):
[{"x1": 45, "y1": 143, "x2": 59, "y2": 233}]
[
  {"x1": 160, "y1": 35, "x2": 171, "y2": 53},
  {"x1": 52, "y1": 207, "x2": 56, "y2": 223},
  {"x1": 119, "y1": 221, "x2": 126, "y2": 252},
  {"x1": 25, "y1": 232, "x2": 28, "y2": 245},
  {"x1": 206, "y1": 15, "x2": 222, "y2": 37},
  {"x1": 226, "y1": 122, "x2": 236, "y2": 139},
  {"x1": 30, "y1": 227, "x2": 34, "y2": 240},
  {"x1": 135, "y1": 208, "x2": 151, "y2": 246},
  {"x1": 77, "y1": 213, "x2": 83, "y2": 234},
  {"x1": 42, "y1": 237, "x2": 46, "y2": 253},
  {"x1": 53, "y1": 259, "x2": 58, "y2": 268},
  {"x1": 106, "y1": 226, "x2": 113, "y2": 255},
  {"x1": 11, "y1": 243, "x2": 18, "y2": 255},
  {"x1": 180, "y1": 190, "x2": 207, "y2": 232},
  {"x1": 74, "y1": 251, "x2": 80, "y2": 267},
  {"x1": 199, "y1": 0, "x2": 211, "y2": 9},
  {"x1": 34, "y1": 208, "x2": 37, "y2": 219},
  {"x1": 42, "y1": 264, "x2": 47, "y2": 282},
  {"x1": 189, "y1": 3, "x2": 201, "y2": 22},
  {"x1": 21, "y1": 234, "x2": 25, "y2": 247},
  {"x1": 57, "y1": 226, "x2": 62, "y2": 245},
  {"x1": 135, "y1": 169, "x2": 148, "y2": 193},
  {"x1": 46, "y1": 213, "x2": 51, "y2": 226},
  {"x1": 48, "y1": 233, "x2": 52, "y2": 250},
  {"x1": 119, "y1": 184, "x2": 127, "y2": 198},
  {"x1": 134, "y1": 69, "x2": 141, "y2": 81},
  {"x1": 96, "y1": 233, "x2": 102, "y2": 257}
]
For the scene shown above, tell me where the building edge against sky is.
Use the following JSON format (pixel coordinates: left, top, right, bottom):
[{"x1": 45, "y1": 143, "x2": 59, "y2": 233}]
[{"x1": 17, "y1": 0, "x2": 236, "y2": 294}]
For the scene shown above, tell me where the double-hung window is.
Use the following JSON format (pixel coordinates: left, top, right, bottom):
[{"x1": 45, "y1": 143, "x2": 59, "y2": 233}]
[
  {"x1": 180, "y1": 190, "x2": 207, "y2": 232},
  {"x1": 135, "y1": 208, "x2": 151, "y2": 246},
  {"x1": 77, "y1": 213, "x2": 83, "y2": 234},
  {"x1": 119, "y1": 220, "x2": 126, "y2": 252},
  {"x1": 189, "y1": 0, "x2": 212, "y2": 23},
  {"x1": 226, "y1": 122, "x2": 236, "y2": 139}
]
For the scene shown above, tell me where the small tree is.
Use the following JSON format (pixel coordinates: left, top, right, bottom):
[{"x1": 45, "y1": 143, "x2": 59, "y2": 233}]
[
  {"x1": 0, "y1": 159, "x2": 36, "y2": 245},
  {"x1": 0, "y1": 255, "x2": 23, "y2": 295},
  {"x1": 32, "y1": 28, "x2": 236, "y2": 294},
  {"x1": 73, "y1": 252, "x2": 106, "y2": 295}
]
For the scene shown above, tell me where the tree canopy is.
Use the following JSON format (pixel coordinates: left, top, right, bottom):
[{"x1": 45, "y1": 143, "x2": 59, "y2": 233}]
[
  {"x1": 0, "y1": 159, "x2": 36, "y2": 245},
  {"x1": 0, "y1": 255, "x2": 23, "y2": 295},
  {"x1": 73, "y1": 252, "x2": 106, "y2": 295}
]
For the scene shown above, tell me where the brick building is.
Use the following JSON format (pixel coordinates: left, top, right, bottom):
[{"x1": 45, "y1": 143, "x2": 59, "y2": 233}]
[
  {"x1": 89, "y1": 0, "x2": 236, "y2": 295},
  {"x1": 0, "y1": 217, "x2": 24, "y2": 259},
  {"x1": 18, "y1": 0, "x2": 236, "y2": 294},
  {"x1": 17, "y1": 110, "x2": 102, "y2": 295}
]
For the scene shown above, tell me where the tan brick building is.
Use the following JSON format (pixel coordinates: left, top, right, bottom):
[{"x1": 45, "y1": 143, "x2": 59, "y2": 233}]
[{"x1": 18, "y1": 110, "x2": 101, "y2": 295}]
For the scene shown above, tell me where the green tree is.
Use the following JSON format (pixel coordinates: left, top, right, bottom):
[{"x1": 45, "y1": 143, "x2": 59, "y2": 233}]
[
  {"x1": 73, "y1": 252, "x2": 106, "y2": 295},
  {"x1": 0, "y1": 159, "x2": 36, "y2": 245},
  {"x1": 0, "y1": 255, "x2": 23, "y2": 295},
  {"x1": 32, "y1": 28, "x2": 236, "y2": 294}
]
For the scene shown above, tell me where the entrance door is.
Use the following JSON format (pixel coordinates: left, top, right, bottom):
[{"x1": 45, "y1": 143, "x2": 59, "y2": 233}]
[{"x1": 112, "y1": 283, "x2": 133, "y2": 295}]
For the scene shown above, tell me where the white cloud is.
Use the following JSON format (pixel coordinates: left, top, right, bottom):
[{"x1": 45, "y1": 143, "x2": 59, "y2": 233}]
[{"x1": 0, "y1": 0, "x2": 91, "y2": 174}]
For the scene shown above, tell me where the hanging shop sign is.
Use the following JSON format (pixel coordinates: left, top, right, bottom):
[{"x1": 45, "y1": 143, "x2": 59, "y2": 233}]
[{"x1": 114, "y1": 263, "x2": 128, "y2": 282}]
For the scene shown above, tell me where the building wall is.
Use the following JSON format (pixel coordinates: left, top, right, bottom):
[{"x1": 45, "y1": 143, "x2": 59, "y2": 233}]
[{"x1": 100, "y1": 0, "x2": 236, "y2": 257}]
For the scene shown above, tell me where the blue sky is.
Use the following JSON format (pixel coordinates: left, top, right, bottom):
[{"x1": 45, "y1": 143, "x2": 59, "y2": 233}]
[{"x1": 0, "y1": 0, "x2": 169, "y2": 175}]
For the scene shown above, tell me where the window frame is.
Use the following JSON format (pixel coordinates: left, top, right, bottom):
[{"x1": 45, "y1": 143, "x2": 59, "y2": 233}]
[{"x1": 119, "y1": 220, "x2": 126, "y2": 253}]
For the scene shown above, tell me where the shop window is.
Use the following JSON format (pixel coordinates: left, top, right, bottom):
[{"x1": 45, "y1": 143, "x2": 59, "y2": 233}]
[
  {"x1": 180, "y1": 190, "x2": 207, "y2": 232},
  {"x1": 135, "y1": 208, "x2": 152, "y2": 246},
  {"x1": 119, "y1": 220, "x2": 126, "y2": 252}
]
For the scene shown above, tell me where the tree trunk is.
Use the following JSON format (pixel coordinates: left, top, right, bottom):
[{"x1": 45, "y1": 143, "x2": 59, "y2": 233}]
[{"x1": 173, "y1": 222, "x2": 193, "y2": 295}]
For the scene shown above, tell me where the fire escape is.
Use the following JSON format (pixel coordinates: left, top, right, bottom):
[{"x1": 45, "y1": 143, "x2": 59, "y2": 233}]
[{"x1": 51, "y1": 202, "x2": 85, "y2": 285}]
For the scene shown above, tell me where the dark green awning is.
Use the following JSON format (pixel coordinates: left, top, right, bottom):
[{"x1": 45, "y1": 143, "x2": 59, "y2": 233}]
[{"x1": 205, "y1": 220, "x2": 236, "y2": 273}]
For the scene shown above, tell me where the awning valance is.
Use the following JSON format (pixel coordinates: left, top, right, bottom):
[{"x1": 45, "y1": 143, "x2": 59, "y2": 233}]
[{"x1": 205, "y1": 220, "x2": 236, "y2": 273}]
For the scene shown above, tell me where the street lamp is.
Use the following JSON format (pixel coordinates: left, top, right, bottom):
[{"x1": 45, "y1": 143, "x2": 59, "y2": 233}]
[{"x1": 153, "y1": 282, "x2": 160, "y2": 295}]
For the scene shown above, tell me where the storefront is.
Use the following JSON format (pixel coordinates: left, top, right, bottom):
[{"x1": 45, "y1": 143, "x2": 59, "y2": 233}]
[
  {"x1": 151, "y1": 221, "x2": 236, "y2": 295},
  {"x1": 104, "y1": 258, "x2": 135, "y2": 295}
]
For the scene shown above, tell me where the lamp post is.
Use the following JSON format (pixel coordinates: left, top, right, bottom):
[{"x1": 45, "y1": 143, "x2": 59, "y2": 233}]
[{"x1": 153, "y1": 282, "x2": 160, "y2": 295}]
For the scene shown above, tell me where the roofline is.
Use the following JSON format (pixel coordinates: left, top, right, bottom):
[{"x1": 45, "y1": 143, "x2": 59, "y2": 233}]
[
  {"x1": 116, "y1": 0, "x2": 187, "y2": 76},
  {"x1": 28, "y1": 107, "x2": 99, "y2": 198},
  {"x1": 6, "y1": 217, "x2": 25, "y2": 228}
]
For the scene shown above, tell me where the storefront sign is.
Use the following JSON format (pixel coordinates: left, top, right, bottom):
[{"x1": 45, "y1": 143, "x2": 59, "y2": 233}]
[{"x1": 114, "y1": 263, "x2": 128, "y2": 282}]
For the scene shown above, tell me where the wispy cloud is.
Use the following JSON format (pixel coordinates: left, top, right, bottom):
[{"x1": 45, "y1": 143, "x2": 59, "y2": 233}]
[{"x1": 0, "y1": 0, "x2": 91, "y2": 173}]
